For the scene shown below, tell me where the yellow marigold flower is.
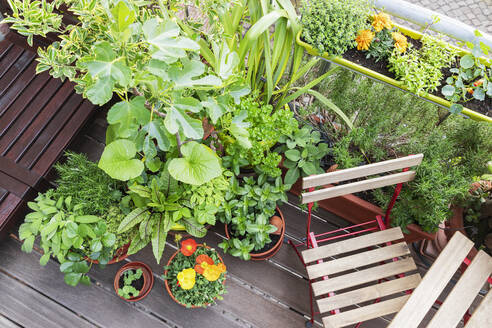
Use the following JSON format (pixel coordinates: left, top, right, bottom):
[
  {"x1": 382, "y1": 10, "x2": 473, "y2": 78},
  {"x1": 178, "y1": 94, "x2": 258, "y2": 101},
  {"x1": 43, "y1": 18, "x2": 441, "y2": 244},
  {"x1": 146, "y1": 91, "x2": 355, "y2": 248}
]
[
  {"x1": 177, "y1": 268, "x2": 196, "y2": 290},
  {"x1": 392, "y1": 32, "x2": 408, "y2": 53},
  {"x1": 372, "y1": 12, "x2": 392, "y2": 32},
  {"x1": 355, "y1": 30, "x2": 374, "y2": 51},
  {"x1": 202, "y1": 262, "x2": 223, "y2": 282}
]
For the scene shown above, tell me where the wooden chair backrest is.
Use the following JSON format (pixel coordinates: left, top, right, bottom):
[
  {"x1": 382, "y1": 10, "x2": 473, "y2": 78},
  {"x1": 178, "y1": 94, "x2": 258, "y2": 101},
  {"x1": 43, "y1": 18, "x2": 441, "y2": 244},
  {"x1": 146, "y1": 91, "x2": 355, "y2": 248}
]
[
  {"x1": 389, "y1": 232, "x2": 492, "y2": 328},
  {"x1": 301, "y1": 154, "x2": 423, "y2": 204}
]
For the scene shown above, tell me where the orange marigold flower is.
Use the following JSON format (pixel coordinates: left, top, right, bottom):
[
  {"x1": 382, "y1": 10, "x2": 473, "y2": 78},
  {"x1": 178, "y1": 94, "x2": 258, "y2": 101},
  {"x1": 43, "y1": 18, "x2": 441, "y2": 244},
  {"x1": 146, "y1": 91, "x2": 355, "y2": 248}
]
[
  {"x1": 392, "y1": 32, "x2": 408, "y2": 53},
  {"x1": 372, "y1": 12, "x2": 392, "y2": 32},
  {"x1": 355, "y1": 30, "x2": 374, "y2": 51},
  {"x1": 180, "y1": 239, "x2": 197, "y2": 256}
]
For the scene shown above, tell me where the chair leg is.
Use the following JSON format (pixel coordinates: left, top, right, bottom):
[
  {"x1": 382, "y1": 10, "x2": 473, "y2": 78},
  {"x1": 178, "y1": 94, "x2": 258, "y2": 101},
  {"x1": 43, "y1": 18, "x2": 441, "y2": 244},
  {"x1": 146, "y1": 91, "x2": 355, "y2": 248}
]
[{"x1": 308, "y1": 281, "x2": 315, "y2": 327}]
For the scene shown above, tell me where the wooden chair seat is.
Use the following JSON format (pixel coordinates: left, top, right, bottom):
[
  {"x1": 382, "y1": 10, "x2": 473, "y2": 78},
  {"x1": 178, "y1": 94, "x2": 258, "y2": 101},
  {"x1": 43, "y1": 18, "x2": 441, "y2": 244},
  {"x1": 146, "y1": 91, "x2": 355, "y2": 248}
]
[
  {"x1": 302, "y1": 227, "x2": 421, "y2": 328},
  {"x1": 0, "y1": 29, "x2": 95, "y2": 237},
  {"x1": 389, "y1": 232, "x2": 492, "y2": 328}
]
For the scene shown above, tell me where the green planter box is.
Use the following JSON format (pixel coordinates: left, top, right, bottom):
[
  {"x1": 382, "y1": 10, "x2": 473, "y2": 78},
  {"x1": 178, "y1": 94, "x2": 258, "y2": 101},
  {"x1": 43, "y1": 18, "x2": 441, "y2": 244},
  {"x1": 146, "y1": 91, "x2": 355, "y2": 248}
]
[{"x1": 296, "y1": 25, "x2": 492, "y2": 124}]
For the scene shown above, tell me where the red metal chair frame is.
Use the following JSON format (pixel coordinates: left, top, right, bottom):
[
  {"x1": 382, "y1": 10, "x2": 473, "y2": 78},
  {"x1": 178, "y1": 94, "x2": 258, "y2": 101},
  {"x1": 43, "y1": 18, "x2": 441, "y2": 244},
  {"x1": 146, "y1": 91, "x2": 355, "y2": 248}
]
[{"x1": 288, "y1": 168, "x2": 410, "y2": 327}]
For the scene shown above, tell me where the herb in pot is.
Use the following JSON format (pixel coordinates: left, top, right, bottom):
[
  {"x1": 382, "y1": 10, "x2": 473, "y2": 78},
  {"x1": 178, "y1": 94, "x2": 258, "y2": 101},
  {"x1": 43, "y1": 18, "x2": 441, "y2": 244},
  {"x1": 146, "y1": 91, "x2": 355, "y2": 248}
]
[{"x1": 118, "y1": 268, "x2": 143, "y2": 300}]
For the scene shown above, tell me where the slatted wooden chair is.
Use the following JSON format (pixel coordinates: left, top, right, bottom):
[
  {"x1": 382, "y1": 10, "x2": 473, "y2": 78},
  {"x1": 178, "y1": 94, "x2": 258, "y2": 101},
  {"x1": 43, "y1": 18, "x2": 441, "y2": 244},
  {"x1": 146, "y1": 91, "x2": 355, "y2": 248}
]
[
  {"x1": 389, "y1": 231, "x2": 492, "y2": 328},
  {"x1": 0, "y1": 25, "x2": 95, "y2": 237},
  {"x1": 289, "y1": 154, "x2": 424, "y2": 327}
]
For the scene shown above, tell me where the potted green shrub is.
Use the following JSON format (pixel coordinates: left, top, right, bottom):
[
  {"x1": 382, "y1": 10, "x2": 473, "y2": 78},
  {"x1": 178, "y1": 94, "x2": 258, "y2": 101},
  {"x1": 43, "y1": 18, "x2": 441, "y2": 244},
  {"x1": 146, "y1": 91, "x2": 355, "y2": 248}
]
[
  {"x1": 18, "y1": 152, "x2": 131, "y2": 286},
  {"x1": 163, "y1": 239, "x2": 227, "y2": 308},
  {"x1": 114, "y1": 261, "x2": 154, "y2": 302},
  {"x1": 218, "y1": 175, "x2": 289, "y2": 260},
  {"x1": 297, "y1": 0, "x2": 492, "y2": 122}
]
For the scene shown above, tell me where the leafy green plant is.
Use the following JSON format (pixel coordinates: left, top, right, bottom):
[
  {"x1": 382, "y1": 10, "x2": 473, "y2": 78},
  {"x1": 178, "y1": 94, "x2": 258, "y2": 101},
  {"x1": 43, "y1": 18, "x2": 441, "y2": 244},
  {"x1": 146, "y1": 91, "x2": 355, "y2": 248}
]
[
  {"x1": 441, "y1": 39, "x2": 492, "y2": 113},
  {"x1": 300, "y1": 0, "x2": 372, "y2": 56},
  {"x1": 276, "y1": 125, "x2": 330, "y2": 184},
  {"x1": 19, "y1": 191, "x2": 117, "y2": 286},
  {"x1": 366, "y1": 28, "x2": 396, "y2": 62},
  {"x1": 219, "y1": 95, "x2": 298, "y2": 177},
  {"x1": 218, "y1": 175, "x2": 289, "y2": 260},
  {"x1": 163, "y1": 243, "x2": 226, "y2": 307},
  {"x1": 118, "y1": 268, "x2": 143, "y2": 299},
  {"x1": 388, "y1": 35, "x2": 458, "y2": 95}
]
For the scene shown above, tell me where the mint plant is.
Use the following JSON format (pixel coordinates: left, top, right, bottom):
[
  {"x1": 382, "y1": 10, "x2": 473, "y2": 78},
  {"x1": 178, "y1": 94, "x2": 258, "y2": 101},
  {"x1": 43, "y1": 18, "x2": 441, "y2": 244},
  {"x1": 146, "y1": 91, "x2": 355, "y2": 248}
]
[
  {"x1": 276, "y1": 126, "x2": 330, "y2": 184},
  {"x1": 19, "y1": 191, "x2": 117, "y2": 286},
  {"x1": 118, "y1": 269, "x2": 143, "y2": 300},
  {"x1": 218, "y1": 175, "x2": 289, "y2": 260}
]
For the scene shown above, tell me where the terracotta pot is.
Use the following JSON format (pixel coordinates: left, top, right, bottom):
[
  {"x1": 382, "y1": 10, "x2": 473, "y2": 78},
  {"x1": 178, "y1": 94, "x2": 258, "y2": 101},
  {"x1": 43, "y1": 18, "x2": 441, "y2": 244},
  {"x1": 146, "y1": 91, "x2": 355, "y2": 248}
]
[
  {"x1": 86, "y1": 242, "x2": 131, "y2": 264},
  {"x1": 113, "y1": 261, "x2": 154, "y2": 302},
  {"x1": 224, "y1": 206, "x2": 285, "y2": 261},
  {"x1": 288, "y1": 177, "x2": 435, "y2": 243},
  {"x1": 164, "y1": 244, "x2": 226, "y2": 308},
  {"x1": 447, "y1": 206, "x2": 478, "y2": 265}
]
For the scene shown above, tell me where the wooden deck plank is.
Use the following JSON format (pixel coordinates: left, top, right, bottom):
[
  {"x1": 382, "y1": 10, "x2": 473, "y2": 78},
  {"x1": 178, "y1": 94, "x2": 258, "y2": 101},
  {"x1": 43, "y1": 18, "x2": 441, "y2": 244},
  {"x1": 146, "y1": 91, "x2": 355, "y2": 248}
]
[
  {"x1": 312, "y1": 257, "x2": 417, "y2": 297},
  {"x1": 0, "y1": 71, "x2": 51, "y2": 134},
  {"x1": 18, "y1": 92, "x2": 84, "y2": 168},
  {"x1": 2, "y1": 81, "x2": 73, "y2": 158},
  {"x1": 0, "y1": 44, "x2": 23, "y2": 82},
  {"x1": 388, "y1": 232, "x2": 473, "y2": 328},
  {"x1": 306, "y1": 242, "x2": 411, "y2": 280},
  {"x1": 0, "y1": 314, "x2": 22, "y2": 328},
  {"x1": 0, "y1": 194, "x2": 22, "y2": 231},
  {"x1": 302, "y1": 227, "x2": 404, "y2": 264},
  {"x1": 0, "y1": 50, "x2": 35, "y2": 97},
  {"x1": 0, "y1": 237, "x2": 172, "y2": 328},
  {"x1": 0, "y1": 271, "x2": 96, "y2": 328},
  {"x1": 32, "y1": 100, "x2": 94, "y2": 174},
  {"x1": 466, "y1": 290, "x2": 492, "y2": 328},
  {"x1": 317, "y1": 273, "x2": 421, "y2": 314},
  {"x1": 323, "y1": 295, "x2": 410, "y2": 328},
  {"x1": 427, "y1": 250, "x2": 492, "y2": 328}
]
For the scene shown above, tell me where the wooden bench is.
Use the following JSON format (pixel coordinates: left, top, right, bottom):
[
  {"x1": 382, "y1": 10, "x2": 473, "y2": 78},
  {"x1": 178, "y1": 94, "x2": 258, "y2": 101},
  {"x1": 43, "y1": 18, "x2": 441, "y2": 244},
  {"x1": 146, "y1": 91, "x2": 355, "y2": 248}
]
[{"x1": 0, "y1": 26, "x2": 95, "y2": 237}]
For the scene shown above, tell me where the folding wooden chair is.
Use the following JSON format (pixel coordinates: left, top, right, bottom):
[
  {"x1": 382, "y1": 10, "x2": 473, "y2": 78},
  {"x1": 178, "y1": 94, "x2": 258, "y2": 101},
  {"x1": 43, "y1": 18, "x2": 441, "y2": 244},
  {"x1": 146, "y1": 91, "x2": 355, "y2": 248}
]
[
  {"x1": 288, "y1": 154, "x2": 424, "y2": 327},
  {"x1": 390, "y1": 231, "x2": 492, "y2": 328}
]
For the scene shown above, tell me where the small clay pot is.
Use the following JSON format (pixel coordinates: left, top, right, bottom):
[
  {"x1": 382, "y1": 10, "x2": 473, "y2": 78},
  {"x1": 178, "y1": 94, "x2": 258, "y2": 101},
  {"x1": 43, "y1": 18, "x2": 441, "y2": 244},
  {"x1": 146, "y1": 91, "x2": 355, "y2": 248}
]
[
  {"x1": 114, "y1": 261, "x2": 154, "y2": 302},
  {"x1": 86, "y1": 242, "x2": 130, "y2": 265},
  {"x1": 164, "y1": 245, "x2": 225, "y2": 308},
  {"x1": 224, "y1": 206, "x2": 286, "y2": 261}
]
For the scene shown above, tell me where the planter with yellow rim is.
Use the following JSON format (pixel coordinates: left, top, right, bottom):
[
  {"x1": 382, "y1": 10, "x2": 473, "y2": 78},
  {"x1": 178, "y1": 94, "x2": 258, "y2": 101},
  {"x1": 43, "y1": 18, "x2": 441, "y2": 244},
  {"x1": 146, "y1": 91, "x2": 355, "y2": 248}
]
[{"x1": 296, "y1": 25, "x2": 492, "y2": 124}]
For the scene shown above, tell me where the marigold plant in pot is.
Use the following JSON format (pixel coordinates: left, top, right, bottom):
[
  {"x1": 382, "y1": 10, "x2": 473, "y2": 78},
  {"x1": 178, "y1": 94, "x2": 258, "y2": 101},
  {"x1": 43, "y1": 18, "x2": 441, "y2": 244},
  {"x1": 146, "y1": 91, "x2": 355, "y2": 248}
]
[
  {"x1": 114, "y1": 261, "x2": 154, "y2": 302},
  {"x1": 218, "y1": 175, "x2": 289, "y2": 260},
  {"x1": 163, "y1": 239, "x2": 227, "y2": 308}
]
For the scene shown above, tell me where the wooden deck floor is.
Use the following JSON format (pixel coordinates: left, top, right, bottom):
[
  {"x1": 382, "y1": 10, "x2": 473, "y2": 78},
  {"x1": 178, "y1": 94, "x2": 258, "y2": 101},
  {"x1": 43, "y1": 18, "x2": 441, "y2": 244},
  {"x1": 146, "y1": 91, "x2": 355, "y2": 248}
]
[{"x1": 0, "y1": 109, "x2": 469, "y2": 328}]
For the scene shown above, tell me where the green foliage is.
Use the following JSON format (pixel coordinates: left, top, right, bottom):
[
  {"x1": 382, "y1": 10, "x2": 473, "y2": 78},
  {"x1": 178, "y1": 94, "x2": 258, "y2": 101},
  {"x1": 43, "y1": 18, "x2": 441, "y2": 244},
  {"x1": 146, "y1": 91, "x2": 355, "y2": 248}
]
[
  {"x1": 366, "y1": 28, "x2": 395, "y2": 63},
  {"x1": 300, "y1": 0, "x2": 372, "y2": 56},
  {"x1": 388, "y1": 35, "x2": 458, "y2": 95},
  {"x1": 319, "y1": 71, "x2": 492, "y2": 232},
  {"x1": 441, "y1": 42, "x2": 492, "y2": 113},
  {"x1": 53, "y1": 152, "x2": 123, "y2": 216},
  {"x1": 19, "y1": 191, "x2": 117, "y2": 286},
  {"x1": 218, "y1": 175, "x2": 288, "y2": 260},
  {"x1": 220, "y1": 95, "x2": 298, "y2": 177},
  {"x1": 276, "y1": 126, "x2": 330, "y2": 184},
  {"x1": 118, "y1": 268, "x2": 143, "y2": 299},
  {"x1": 163, "y1": 246, "x2": 226, "y2": 307}
]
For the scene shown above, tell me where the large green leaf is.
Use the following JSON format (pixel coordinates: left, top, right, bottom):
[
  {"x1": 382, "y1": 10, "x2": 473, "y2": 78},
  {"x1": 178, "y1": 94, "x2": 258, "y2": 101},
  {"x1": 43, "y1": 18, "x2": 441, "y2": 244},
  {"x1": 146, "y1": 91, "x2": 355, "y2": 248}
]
[
  {"x1": 86, "y1": 76, "x2": 114, "y2": 105},
  {"x1": 168, "y1": 58, "x2": 221, "y2": 88},
  {"x1": 118, "y1": 207, "x2": 150, "y2": 233},
  {"x1": 143, "y1": 19, "x2": 199, "y2": 63},
  {"x1": 145, "y1": 120, "x2": 170, "y2": 151},
  {"x1": 168, "y1": 141, "x2": 222, "y2": 185},
  {"x1": 110, "y1": 1, "x2": 135, "y2": 32},
  {"x1": 151, "y1": 212, "x2": 173, "y2": 264},
  {"x1": 83, "y1": 42, "x2": 131, "y2": 87},
  {"x1": 98, "y1": 139, "x2": 144, "y2": 180},
  {"x1": 164, "y1": 107, "x2": 204, "y2": 139},
  {"x1": 181, "y1": 218, "x2": 207, "y2": 238}
]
